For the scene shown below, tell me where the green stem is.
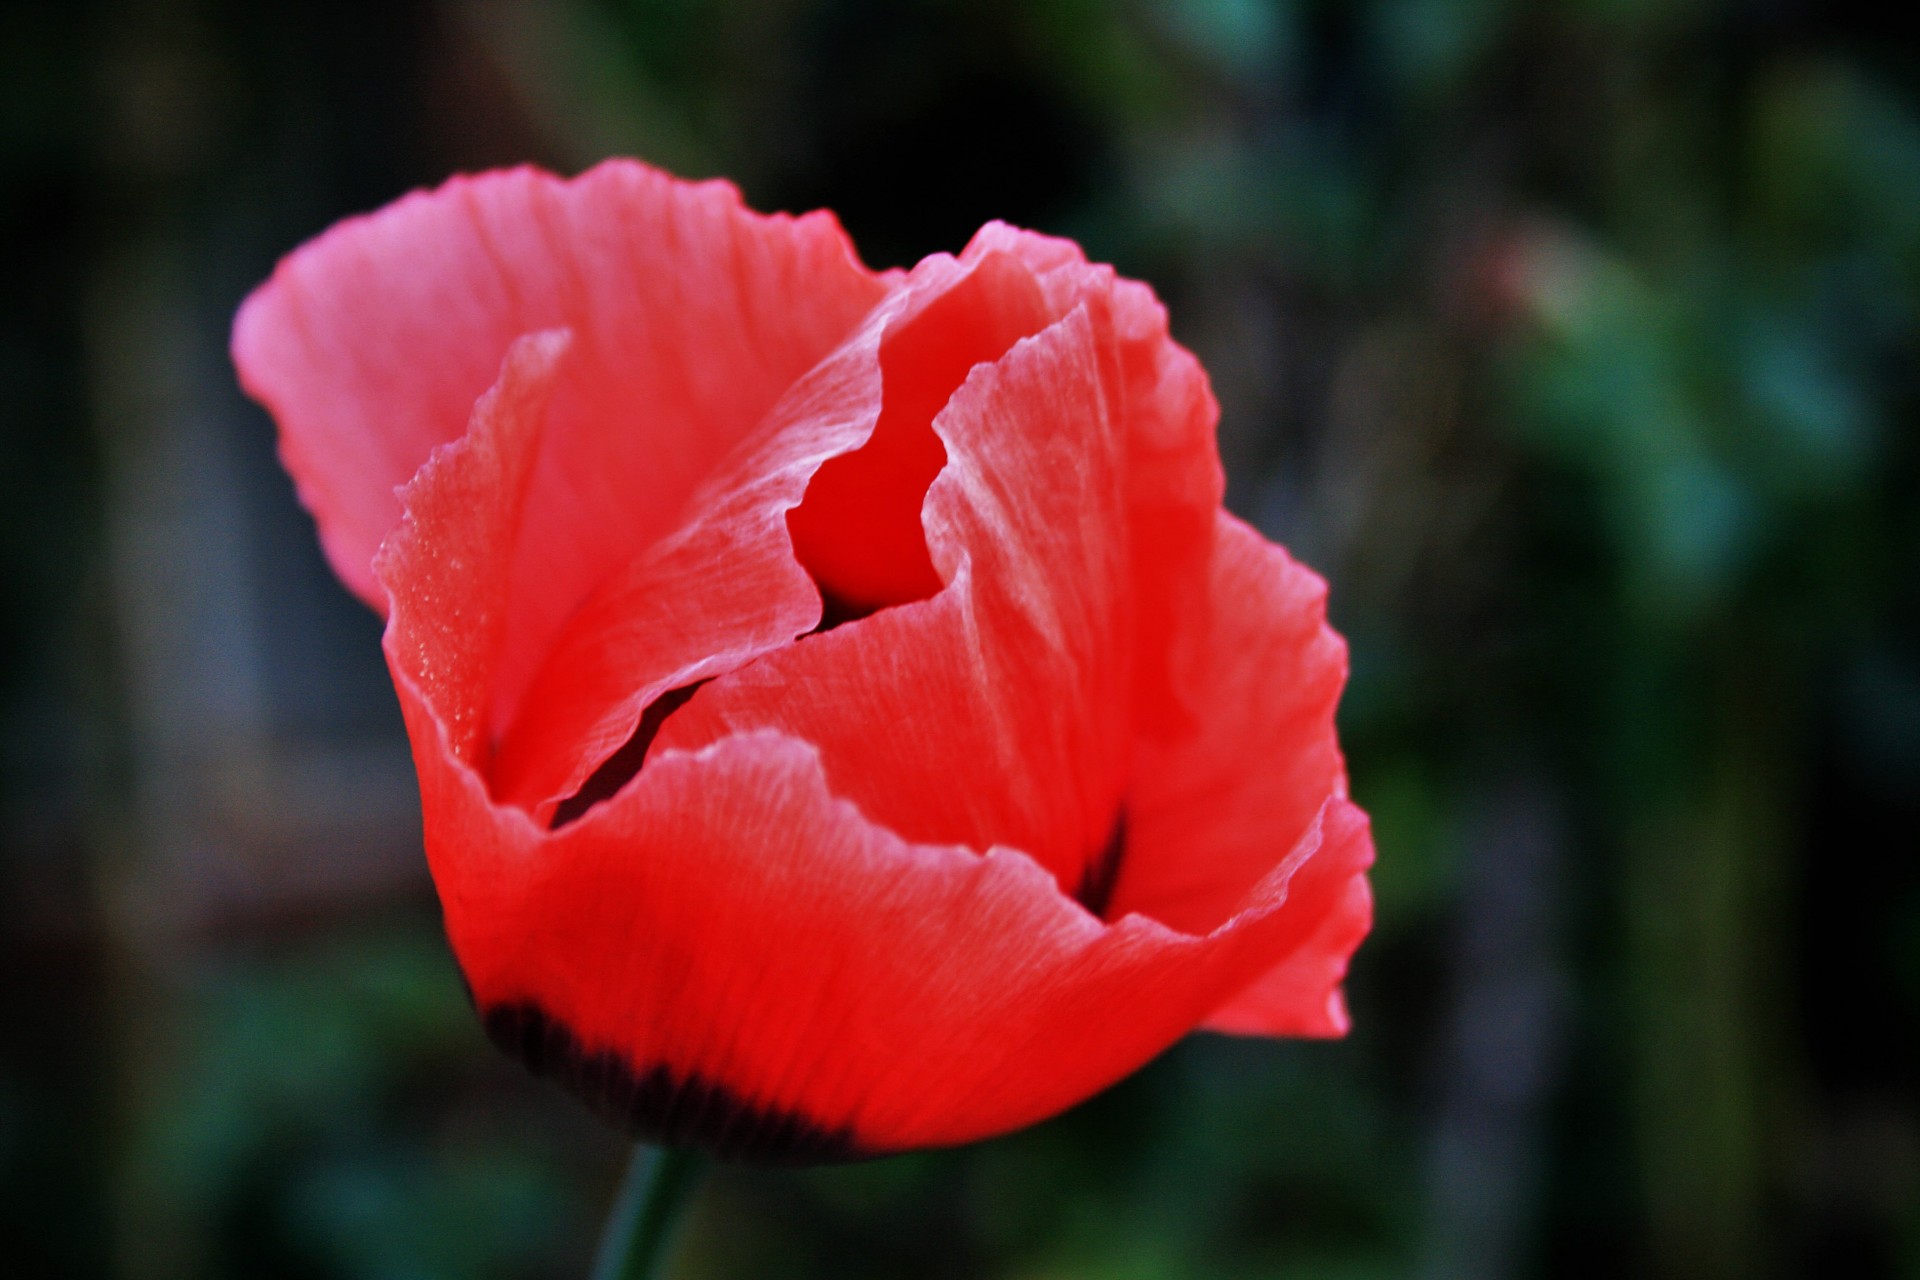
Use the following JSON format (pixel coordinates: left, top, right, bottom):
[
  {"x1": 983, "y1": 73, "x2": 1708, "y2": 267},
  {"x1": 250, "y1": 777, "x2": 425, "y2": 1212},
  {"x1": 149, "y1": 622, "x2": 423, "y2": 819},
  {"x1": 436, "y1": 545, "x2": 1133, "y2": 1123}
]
[{"x1": 589, "y1": 1145, "x2": 705, "y2": 1280}]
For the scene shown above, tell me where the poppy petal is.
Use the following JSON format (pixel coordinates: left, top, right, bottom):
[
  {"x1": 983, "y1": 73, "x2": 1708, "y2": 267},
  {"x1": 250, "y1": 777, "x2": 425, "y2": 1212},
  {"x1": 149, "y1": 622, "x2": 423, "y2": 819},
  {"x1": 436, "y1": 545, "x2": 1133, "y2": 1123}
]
[
  {"x1": 377, "y1": 318, "x2": 1374, "y2": 1158},
  {"x1": 1109, "y1": 513, "x2": 1373, "y2": 1036},
  {"x1": 233, "y1": 159, "x2": 886, "y2": 733},
  {"x1": 656, "y1": 302, "x2": 1134, "y2": 899},
  {"x1": 960, "y1": 224, "x2": 1225, "y2": 735},
  {"x1": 483, "y1": 302, "x2": 891, "y2": 817},
  {"x1": 489, "y1": 248, "x2": 1061, "y2": 817},
  {"x1": 444, "y1": 734, "x2": 1375, "y2": 1159},
  {"x1": 786, "y1": 247, "x2": 1055, "y2": 614},
  {"x1": 376, "y1": 328, "x2": 570, "y2": 778}
]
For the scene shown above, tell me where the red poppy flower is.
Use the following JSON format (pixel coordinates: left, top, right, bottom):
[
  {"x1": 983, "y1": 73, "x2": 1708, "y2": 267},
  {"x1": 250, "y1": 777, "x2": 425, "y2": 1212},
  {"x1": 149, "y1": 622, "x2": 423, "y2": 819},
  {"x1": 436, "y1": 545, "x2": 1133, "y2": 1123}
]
[{"x1": 232, "y1": 160, "x2": 1373, "y2": 1163}]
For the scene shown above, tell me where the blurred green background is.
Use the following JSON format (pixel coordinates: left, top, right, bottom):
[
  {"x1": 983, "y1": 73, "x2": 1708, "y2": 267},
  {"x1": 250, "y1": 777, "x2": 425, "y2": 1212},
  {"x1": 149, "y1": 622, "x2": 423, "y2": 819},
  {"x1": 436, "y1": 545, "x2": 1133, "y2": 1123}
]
[{"x1": 3, "y1": 0, "x2": 1917, "y2": 1276}]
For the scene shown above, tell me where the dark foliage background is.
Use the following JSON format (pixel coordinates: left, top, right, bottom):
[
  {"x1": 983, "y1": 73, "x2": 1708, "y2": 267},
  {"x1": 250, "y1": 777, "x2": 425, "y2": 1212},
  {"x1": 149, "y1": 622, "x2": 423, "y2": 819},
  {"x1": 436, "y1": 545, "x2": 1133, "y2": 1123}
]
[{"x1": 3, "y1": 1, "x2": 1917, "y2": 1277}]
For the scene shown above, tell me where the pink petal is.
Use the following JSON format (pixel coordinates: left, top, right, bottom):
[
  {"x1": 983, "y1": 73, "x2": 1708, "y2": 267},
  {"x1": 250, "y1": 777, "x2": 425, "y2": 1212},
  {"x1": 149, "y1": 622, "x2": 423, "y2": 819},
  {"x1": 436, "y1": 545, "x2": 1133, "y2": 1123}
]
[
  {"x1": 1114, "y1": 513, "x2": 1373, "y2": 1035},
  {"x1": 233, "y1": 160, "x2": 887, "y2": 734}
]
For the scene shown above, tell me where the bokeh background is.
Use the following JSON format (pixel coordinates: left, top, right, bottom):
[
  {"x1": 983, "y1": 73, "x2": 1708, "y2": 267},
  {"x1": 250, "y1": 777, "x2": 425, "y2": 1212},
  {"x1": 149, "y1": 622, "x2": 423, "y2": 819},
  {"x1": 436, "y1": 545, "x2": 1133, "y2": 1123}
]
[{"x1": 4, "y1": 0, "x2": 1917, "y2": 1276}]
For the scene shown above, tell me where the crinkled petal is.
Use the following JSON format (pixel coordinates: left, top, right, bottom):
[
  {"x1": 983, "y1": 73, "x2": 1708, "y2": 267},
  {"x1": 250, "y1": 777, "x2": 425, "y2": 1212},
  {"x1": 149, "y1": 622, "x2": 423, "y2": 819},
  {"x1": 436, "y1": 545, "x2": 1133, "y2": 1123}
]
[
  {"x1": 234, "y1": 160, "x2": 886, "y2": 732},
  {"x1": 447, "y1": 733, "x2": 1375, "y2": 1157},
  {"x1": 657, "y1": 302, "x2": 1134, "y2": 900},
  {"x1": 787, "y1": 249, "x2": 1055, "y2": 613},
  {"x1": 962, "y1": 224, "x2": 1225, "y2": 735},
  {"x1": 490, "y1": 249, "x2": 1056, "y2": 817},
  {"x1": 1111, "y1": 513, "x2": 1373, "y2": 1036},
  {"x1": 378, "y1": 329, "x2": 572, "y2": 775},
  {"x1": 483, "y1": 299, "x2": 892, "y2": 816}
]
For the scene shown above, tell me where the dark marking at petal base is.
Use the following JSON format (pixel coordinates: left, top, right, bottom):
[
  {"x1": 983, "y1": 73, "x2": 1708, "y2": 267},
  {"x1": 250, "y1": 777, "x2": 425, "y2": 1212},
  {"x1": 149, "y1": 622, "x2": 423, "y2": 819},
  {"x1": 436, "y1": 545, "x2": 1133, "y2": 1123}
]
[
  {"x1": 1075, "y1": 811, "x2": 1128, "y2": 919},
  {"x1": 480, "y1": 1000, "x2": 869, "y2": 1165},
  {"x1": 550, "y1": 681, "x2": 708, "y2": 829}
]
